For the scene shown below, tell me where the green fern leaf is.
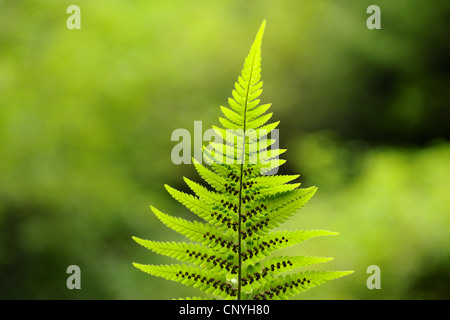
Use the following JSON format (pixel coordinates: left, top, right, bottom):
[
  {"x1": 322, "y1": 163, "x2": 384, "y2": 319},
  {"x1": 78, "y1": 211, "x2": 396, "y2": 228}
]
[{"x1": 132, "y1": 20, "x2": 353, "y2": 300}]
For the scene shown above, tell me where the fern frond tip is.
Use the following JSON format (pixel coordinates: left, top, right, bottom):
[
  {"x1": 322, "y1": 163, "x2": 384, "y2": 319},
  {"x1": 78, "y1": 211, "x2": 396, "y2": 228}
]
[
  {"x1": 258, "y1": 20, "x2": 266, "y2": 37},
  {"x1": 131, "y1": 235, "x2": 141, "y2": 243}
]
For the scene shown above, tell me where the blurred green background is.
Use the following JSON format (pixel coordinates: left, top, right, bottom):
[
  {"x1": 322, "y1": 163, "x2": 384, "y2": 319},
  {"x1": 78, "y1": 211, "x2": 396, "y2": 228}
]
[{"x1": 1, "y1": 0, "x2": 449, "y2": 299}]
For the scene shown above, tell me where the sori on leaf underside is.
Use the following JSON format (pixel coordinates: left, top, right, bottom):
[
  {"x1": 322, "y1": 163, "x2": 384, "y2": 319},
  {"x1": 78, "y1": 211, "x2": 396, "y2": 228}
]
[{"x1": 132, "y1": 20, "x2": 353, "y2": 300}]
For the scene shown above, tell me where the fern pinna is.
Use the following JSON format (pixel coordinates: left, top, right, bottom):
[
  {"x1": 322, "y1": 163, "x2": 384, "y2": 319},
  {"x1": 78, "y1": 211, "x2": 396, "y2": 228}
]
[{"x1": 132, "y1": 20, "x2": 352, "y2": 300}]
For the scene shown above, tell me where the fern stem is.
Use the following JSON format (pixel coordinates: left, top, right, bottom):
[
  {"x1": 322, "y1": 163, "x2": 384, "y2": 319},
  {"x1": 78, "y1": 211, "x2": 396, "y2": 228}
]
[
  {"x1": 236, "y1": 39, "x2": 258, "y2": 301},
  {"x1": 236, "y1": 76, "x2": 249, "y2": 300},
  {"x1": 237, "y1": 165, "x2": 244, "y2": 300}
]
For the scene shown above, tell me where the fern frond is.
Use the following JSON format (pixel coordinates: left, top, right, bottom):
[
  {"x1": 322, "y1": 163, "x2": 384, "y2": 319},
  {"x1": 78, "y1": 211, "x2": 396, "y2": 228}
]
[
  {"x1": 150, "y1": 206, "x2": 236, "y2": 252},
  {"x1": 267, "y1": 186, "x2": 318, "y2": 228},
  {"x1": 241, "y1": 230, "x2": 338, "y2": 264},
  {"x1": 132, "y1": 263, "x2": 238, "y2": 299},
  {"x1": 238, "y1": 255, "x2": 333, "y2": 293},
  {"x1": 133, "y1": 20, "x2": 352, "y2": 300},
  {"x1": 132, "y1": 238, "x2": 237, "y2": 273},
  {"x1": 193, "y1": 158, "x2": 228, "y2": 190},
  {"x1": 164, "y1": 184, "x2": 236, "y2": 230},
  {"x1": 259, "y1": 255, "x2": 334, "y2": 275},
  {"x1": 251, "y1": 270, "x2": 354, "y2": 300}
]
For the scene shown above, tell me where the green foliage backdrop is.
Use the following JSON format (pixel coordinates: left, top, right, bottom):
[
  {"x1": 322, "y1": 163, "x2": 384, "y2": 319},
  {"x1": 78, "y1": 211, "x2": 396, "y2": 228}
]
[{"x1": 0, "y1": 0, "x2": 449, "y2": 299}]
